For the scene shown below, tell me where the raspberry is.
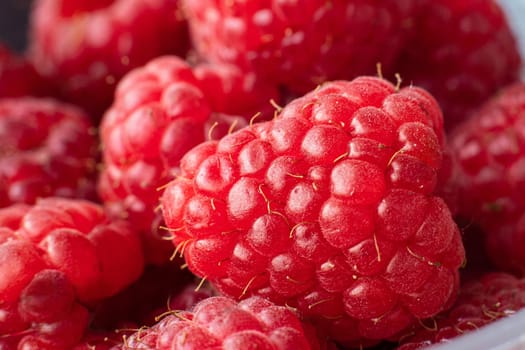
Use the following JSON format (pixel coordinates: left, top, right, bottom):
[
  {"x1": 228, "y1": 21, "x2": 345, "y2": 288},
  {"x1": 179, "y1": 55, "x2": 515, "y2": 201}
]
[
  {"x1": 116, "y1": 296, "x2": 320, "y2": 350},
  {"x1": 0, "y1": 44, "x2": 44, "y2": 98},
  {"x1": 0, "y1": 198, "x2": 144, "y2": 349},
  {"x1": 98, "y1": 56, "x2": 275, "y2": 264},
  {"x1": 160, "y1": 77, "x2": 465, "y2": 345},
  {"x1": 451, "y1": 82, "x2": 525, "y2": 275},
  {"x1": 397, "y1": 272, "x2": 525, "y2": 349},
  {"x1": 0, "y1": 97, "x2": 98, "y2": 208},
  {"x1": 394, "y1": 0, "x2": 521, "y2": 129},
  {"x1": 183, "y1": 0, "x2": 416, "y2": 94},
  {"x1": 28, "y1": 0, "x2": 189, "y2": 119}
]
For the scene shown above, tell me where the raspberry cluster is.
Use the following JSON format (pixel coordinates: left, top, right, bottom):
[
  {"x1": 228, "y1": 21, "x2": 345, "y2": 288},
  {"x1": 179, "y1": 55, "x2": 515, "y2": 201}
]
[{"x1": 0, "y1": 0, "x2": 524, "y2": 349}]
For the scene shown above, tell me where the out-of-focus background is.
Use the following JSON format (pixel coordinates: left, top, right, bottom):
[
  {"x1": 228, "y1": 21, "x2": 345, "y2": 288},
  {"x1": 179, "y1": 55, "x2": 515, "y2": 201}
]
[
  {"x1": 1, "y1": 0, "x2": 524, "y2": 60},
  {"x1": 0, "y1": 0, "x2": 524, "y2": 65},
  {"x1": 0, "y1": 0, "x2": 31, "y2": 52},
  {"x1": 499, "y1": 0, "x2": 525, "y2": 77}
]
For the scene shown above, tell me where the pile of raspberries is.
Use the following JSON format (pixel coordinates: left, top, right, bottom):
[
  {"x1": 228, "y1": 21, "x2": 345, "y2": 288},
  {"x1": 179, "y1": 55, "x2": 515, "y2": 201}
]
[{"x1": 1, "y1": 1, "x2": 525, "y2": 349}]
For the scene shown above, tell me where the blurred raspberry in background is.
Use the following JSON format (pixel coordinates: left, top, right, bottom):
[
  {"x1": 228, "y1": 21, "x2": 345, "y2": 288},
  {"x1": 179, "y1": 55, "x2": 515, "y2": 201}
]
[
  {"x1": 499, "y1": 0, "x2": 525, "y2": 77},
  {"x1": 1, "y1": 0, "x2": 524, "y2": 65}
]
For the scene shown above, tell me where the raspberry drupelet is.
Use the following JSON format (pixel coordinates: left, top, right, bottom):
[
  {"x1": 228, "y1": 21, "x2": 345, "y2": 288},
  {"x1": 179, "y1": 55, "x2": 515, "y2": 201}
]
[{"x1": 160, "y1": 77, "x2": 465, "y2": 346}]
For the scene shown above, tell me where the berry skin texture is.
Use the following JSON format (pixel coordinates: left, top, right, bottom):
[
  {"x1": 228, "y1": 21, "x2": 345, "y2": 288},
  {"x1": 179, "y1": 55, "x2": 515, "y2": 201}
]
[
  {"x1": 451, "y1": 82, "x2": 525, "y2": 275},
  {"x1": 28, "y1": 0, "x2": 189, "y2": 119},
  {"x1": 117, "y1": 296, "x2": 319, "y2": 350},
  {"x1": 397, "y1": 273, "x2": 525, "y2": 349},
  {"x1": 161, "y1": 77, "x2": 465, "y2": 346},
  {"x1": 183, "y1": 0, "x2": 416, "y2": 94},
  {"x1": 98, "y1": 56, "x2": 274, "y2": 265},
  {"x1": 394, "y1": 0, "x2": 521, "y2": 130},
  {"x1": 0, "y1": 97, "x2": 98, "y2": 208},
  {"x1": 0, "y1": 198, "x2": 144, "y2": 350},
  {"x1": 0, "y1": 44, "x2": 44, "y2": 98}
]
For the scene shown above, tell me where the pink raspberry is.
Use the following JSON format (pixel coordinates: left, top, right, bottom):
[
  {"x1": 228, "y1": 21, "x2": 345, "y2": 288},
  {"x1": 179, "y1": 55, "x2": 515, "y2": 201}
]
[
  {"x1": 160, "y1": 77, "x2": 465, "y2": 346},
  {"x1": 116, "y1": 296, "x2": 322, "y2": 350},
  {"x1": 397, "y1": 272, "x2": 525, "y2": 349},
  {"x1": 0, "y1": 44, "x2": 44, "y2": 98},
  {"x1": 183, "y1": 0, "x2": 416, "y2": 94},
  {"x1": 0, "y1": 198, "x2": 144, "y2": 350},
  {"x1": 28, "y1": 0, "x2": 189, "y2": 119},
  {"x1": 0, "y1": 97, "x2": 98, "y2": 207},
  {"x1": 394, "y1": 0, "x2": 522, "y2": 129},
  {"x1": 98, "y1": 56, "x2": 277, "y2": 264},
  {"x1": 451, "y1": 82, "x2": 525, "y2": 275}
]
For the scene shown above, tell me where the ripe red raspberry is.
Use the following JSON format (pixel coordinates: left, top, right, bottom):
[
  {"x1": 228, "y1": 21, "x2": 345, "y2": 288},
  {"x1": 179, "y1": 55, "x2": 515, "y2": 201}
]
[
  {"x1": 0, "y1": 44, "x2": 44, "y2": 98},
  {"x1": 183, "y1": 0, "x2": 416, "y2": 94},
  {"x1": 28, "y1": 0, "x2": 189, "y2": 119},
  {"x1": 0, "y1": 97, "x2": 98, "y2": 208},
  {"x1": 116, "y1": 296, "x2": 321, "y2": 350},
  {"x1": 0, "y1": 198, "x2": 144, "y2": 350},
  {"x1": 160, "y1": 77, "x2": 465, "y2": 346},
  {"x1": 98, "y1": 56, "x2": 276, "y2": 264},
  {"x1": 397, "y1": 272, "x2": 525, "y2": 349},
  {"x1": 394, "y1": 0, "x2": 521, "y2": 130},
  {"x1": 451, "y1": 82, "x2": 525, "y2": 275}
]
